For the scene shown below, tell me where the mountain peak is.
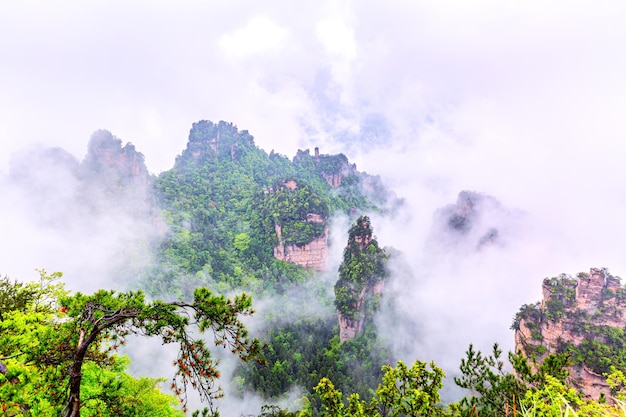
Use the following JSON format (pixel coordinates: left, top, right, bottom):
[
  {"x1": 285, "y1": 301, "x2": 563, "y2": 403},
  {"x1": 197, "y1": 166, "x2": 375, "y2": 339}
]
[
  {"x1": 514, "y1": 267, "x2": 626, "y2": 402},
  {"x1": 178, "y1": 120, "x2": 255, "y2": 165},
  {"x1": 82, "y1": 130, "x2": 148, "y2": 179}
]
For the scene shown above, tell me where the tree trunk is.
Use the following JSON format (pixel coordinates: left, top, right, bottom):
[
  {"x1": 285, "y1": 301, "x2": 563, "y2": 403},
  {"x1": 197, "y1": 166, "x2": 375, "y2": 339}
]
[
  {"x1": 64, "y1": 329, "x2": 93, "y2": 417},
  {"x1": 64, "y1": 358, "x2": 84, "y2": 417},
  {"x1": 62, "y1": 314, "x2": 132, "y2": 417}
]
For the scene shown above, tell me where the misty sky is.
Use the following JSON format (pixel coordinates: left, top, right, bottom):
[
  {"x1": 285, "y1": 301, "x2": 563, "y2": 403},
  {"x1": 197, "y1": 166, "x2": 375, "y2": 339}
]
[{"x1": 3, "y1": 0, "x2": 626, "y2": 397}]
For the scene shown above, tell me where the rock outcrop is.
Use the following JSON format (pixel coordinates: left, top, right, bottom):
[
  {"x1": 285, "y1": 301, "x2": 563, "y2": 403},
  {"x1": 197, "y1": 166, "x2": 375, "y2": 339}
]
[
  {"x1": 338, "y1": 279, "x2": 385, "y2": 342},
  {"x1": 179, "y1": 120, "x2": 255, "y2": 164},
  {"x1": 293, "y1": 147, "x2": 357, "y2": 189},
  {"x1": 78, "y1": 130, "x2": 156, "y2": 220},
  {"x1": 514, "y1": 268, "x2": 626, "y2": 401},
  {"x1": 273, "y1": 213, "x2": 329, "y2": 271},
  {"x1": 334, "y1": 216, "x2": 388, "y2": 342},
  {"x1": 81, "y1": 129, "x2": 149, "y2": 183},
  {"x1": 434, "y1": 190, "x2": 505, "y2": 250},
  {"x1": 265, "y1": 178, "x2": 330, "y2": 270}
]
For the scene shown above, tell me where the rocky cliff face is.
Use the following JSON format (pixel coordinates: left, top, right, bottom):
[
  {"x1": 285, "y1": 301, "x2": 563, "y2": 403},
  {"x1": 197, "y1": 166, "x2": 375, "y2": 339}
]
[
  {"x1": 273, "y1": 213, "x2": 329, "y2": 271},
  {"x1": 81, "y1": 129, "x2": 149, "y2": 183},
  {"x1": 334, "y1": 216, "x2": 388, "y2": 342},
  {"x1": 338, "y1": 279, "x2": 385, "y2": 342},
  {"x1": 179, "y1": 120, "x2": 255, "y2": 164},
  {"x1": 265, "y1": 177, "x2": 330, "y2": 270},
  {"x1": 77, "y1": 130, "x2": 164, "y2": 241},
  {"x1": 80, "y1": 130, "x2": 151, "y2": 204},
  {"x1": 294, "y1": 147, "x2": 357, "y2": 188},
  {"x1": 7, "y1": 131, "x2": 155, "y2": 225},
  {"x1": 434, "y1": 190, "x2": 505, "y2": 250},
  {"x1": 515, "y1": 268, "x2": 626, "y2": 401}
]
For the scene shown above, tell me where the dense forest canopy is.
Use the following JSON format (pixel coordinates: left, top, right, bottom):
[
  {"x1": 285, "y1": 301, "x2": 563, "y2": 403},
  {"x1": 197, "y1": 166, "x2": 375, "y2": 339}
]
[{"x1": 143, "y1": 120, "x2": 394, "y2": 300}]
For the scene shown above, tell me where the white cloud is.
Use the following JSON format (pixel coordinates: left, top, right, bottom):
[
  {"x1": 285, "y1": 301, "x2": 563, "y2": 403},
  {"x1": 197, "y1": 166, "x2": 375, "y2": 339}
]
[
  {"x1": 316, "y1": 16, "x2": 356, "y2": 61},
  {"x1": 219, "y1": 16, "x2": 288, "y2": 58}
]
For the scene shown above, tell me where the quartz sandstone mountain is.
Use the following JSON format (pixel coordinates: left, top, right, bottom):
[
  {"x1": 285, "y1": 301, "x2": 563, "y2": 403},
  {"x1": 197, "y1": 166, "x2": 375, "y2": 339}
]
[
  {"x1": 273, "y1": 212, "x2": 328, "y2": 271},
  {"x1": 434, "y1": 190, "x2": 505, "y2": 250},
  {"x1": 79, "y1": 130, "x2": 158, "y2": 224},
  {"x1": 7, "y1": 130, "x2": 154, "y2": 224},
  {"x1": 82, "y1": 129, "x2": 150, "y2": 181},
  {"x1": 175, "y1": 121, "x2": 384, "y2": 272},
  {"x1": 338, "y1": 278, "x2": 385, "y2": 342},
  {"x1": 514, "y1": 267, "x2": 626, "y2": 401},
  {"x1": 334, "y1": 216, "x2": 388, "y2": 342},
  {"x1": 272, "y1": 149, "x2": 359, "y2": 271},
  {"x1": 294, "y1": 147, "x2": 357, "y2": 188},
  {"x1": 266, "y1": 178, "x2": 330, "y2": 271}
]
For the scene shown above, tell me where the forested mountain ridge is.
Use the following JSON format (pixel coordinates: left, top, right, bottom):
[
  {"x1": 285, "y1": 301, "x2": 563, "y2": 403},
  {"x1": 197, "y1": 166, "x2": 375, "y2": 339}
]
[{"x1": 144, "y1": 120, "x2": 395, "y2": 299}]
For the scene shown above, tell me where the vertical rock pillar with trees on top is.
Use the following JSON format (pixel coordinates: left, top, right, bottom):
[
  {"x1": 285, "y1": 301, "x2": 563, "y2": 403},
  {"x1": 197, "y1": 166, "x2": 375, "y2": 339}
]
[{"x1": 334, "y1": 216, "x2": 388, "y2": 342}]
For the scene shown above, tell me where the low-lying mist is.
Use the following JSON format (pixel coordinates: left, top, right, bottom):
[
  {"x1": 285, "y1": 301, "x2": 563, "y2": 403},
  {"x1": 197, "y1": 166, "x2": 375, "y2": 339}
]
[{"x1": 4, "y1": 123, "x2": 626, "y2": 413}]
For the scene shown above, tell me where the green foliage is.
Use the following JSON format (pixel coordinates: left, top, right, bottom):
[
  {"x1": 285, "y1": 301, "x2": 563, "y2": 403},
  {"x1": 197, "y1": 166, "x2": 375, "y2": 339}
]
[
  {"x1": 334, "y1": 216, "x2": 387, "y2": 319},
  {"x1": 146, "y1": 121, "x2": 384, "y2": 299},
  {"x1": 251, "y1": 404, "x2": 301, "y2": 417},
  {"x1": 374, "y1": 360, "x2": 445, "y2": 417},
  {"x1": 453, "y1": 342, "x2": 571, "y2": 417},
  {"x1": 606, "y1": 367, "x2": 626, "y2": 402},
  {"x1": 512, "y1": 270, "x2": 626, "y2": 377},
  {"x1": 1, "y1": 271, "x2": 182, "y2": 417},
  {"x1": 0, "y1": 270, "x2": 261, "y2": 416},
  {"x1": 516, "y1": 374, "x2": 626, "y2": 417},
  {"x1": 513, "y1": 275, "x2": 579, "y2": 330},
  {"x1": 261, "y1": 182, "x2": 329, "y2": 247},
  {"x1": 511, "y1": 303, "x2": 543, "y2": 331},
  {"x1": 70, "y1": 358, "x2": 184, "y2": 417},
  {"x1": 237, "y1": 318, "x2": 390, "y2": 414},
  {"x1": 313, "y1": 359, "x2": 446, "y2": 417},
  {"x1": 565, "y1": 327, "x2": 626, "y2": 375},
  {"x1": 542, "y1": 275, "x2": 577, "y2": 321},
  {"x1": 519, "y1": 375, "x2": 582, "y2": 417},
  {"x1": 234, "y1": 233, "x2": 252, "y2": 252},
  {"x1": 454, "y1": 343, "x2": 527, "y2": 416}
]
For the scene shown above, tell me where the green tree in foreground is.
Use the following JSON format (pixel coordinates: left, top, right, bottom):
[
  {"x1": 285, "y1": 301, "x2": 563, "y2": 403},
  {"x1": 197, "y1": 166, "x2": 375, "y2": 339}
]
[
  {"x1": 306, "y1": 352, "x2": 626, "y2": 417},
  {"x1": 453, "y1": 343, "x2": 527, "y2": 416},
  {"x1": 452, "y1": 343, "x2": 616, "y2": 417},
  {"x1": 311, "y1": 359, "x2": 445, "y2": 417},
  {"x1": 0, "y1": 271, "x2": 262, "y2": 417}
]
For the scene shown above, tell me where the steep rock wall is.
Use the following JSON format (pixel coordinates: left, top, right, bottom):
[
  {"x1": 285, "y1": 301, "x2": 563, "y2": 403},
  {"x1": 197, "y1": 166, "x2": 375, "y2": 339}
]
[
  {"x1": 82, "y1": 129, "x2": 149, "y2": 182},
  {"x1": 273, "y1": 214, "x2": 328, "y2": 271},
  {"x1": 338, "y1": 279, "x2": 385, "y2": 342},
  {"x1": 515, "y1": 268, "x2": 626, "y2": 401},
  {"x1": 334, "y1": 216, "x2": 388, "y2": 342}
]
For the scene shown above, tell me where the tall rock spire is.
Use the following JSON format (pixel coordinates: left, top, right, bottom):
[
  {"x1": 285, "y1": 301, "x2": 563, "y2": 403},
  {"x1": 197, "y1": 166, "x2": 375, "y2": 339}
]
[{"x1": 334, "y1": 216, "x2": 388, "y2": 342}]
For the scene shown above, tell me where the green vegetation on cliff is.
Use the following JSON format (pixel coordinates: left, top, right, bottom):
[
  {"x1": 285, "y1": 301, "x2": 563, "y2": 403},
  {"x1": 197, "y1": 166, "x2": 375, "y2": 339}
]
[
  {"x1": 514, "y1": 269, "x2": 626, "y2": 376},
  {"x1": 235, "y1": 217, "x2": 392, "y2": 416},
  {"x1": 144, "y1": 121, "x2": 386, "y2": 299},
  {"x1": 334, "y1": 216, "x2": 388, "y2": 320}
]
